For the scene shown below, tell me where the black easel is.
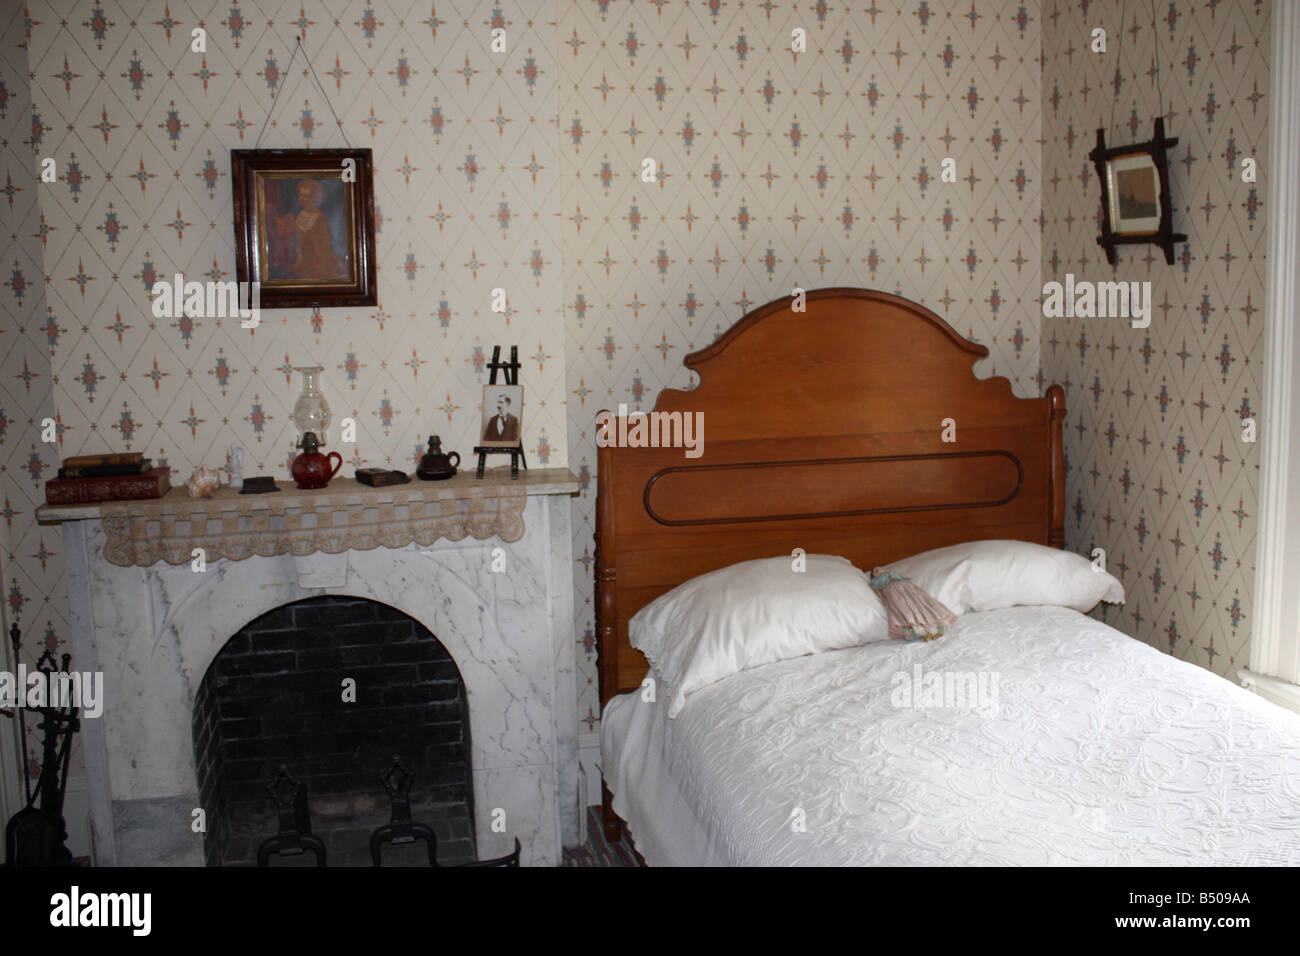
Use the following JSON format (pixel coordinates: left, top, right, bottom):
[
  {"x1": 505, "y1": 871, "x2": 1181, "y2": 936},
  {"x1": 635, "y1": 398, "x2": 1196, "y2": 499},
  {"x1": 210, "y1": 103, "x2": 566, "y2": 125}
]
[{"x1": 474, "y1": 346, "x2": 528, "y2": 480}]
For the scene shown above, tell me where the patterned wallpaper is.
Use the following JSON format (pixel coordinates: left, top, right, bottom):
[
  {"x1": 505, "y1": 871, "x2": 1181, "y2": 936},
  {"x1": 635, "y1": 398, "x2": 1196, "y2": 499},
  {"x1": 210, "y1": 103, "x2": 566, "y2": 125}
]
[
  {"x1": 5, "y1": 1, "x2": 1045, "y2": 757},
  {"x1": 18, "y1": 2, "x2": 569, "y2": 473},
  {"x1": 1040, "y1": 0, "x2": 1269, "y2": 679},
  {"x1": 558, "y1": 0, "x2": 1043, "y2": 731},
  {"x1": 1, "y1": 3, "x2": 61, "y2": 782},
  {"x1": 2, "y1": 0, "x2": 570, "y2": 786},
  {"x1": 2, "y1": 0, "x2": 1267, "y2": 794}
]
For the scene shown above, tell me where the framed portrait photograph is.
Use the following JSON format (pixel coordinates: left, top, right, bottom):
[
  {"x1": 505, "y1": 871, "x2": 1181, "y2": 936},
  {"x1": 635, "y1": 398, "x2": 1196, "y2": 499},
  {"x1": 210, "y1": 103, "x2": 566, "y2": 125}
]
[
  {"x1": 480, "y1": 384, "x2": 523, "y2": 448},
  {"x1": 1105, "y1": 152, "x2": 1162, "y2": 235},
  {"x1": 231, "y1": 149, "x2": 377, "y2": 309}
]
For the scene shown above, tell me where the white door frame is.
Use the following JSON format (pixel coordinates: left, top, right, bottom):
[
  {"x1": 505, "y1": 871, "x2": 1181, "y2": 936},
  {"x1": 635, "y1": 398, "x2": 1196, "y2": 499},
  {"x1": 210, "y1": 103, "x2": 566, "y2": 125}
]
[{"x1": 1245, "y1": 1, "x2": 1300, "y2": 710}]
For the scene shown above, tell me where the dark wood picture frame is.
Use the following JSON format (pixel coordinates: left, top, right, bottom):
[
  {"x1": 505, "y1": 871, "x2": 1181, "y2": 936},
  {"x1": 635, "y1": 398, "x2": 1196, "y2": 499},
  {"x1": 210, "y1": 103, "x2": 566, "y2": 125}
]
[
  {"x1": 231, "y1": 148, "x2": 377, "y2": 309},
  {"x1": 1090, "y1": 118, "x2": 1186, "y2": 266}
]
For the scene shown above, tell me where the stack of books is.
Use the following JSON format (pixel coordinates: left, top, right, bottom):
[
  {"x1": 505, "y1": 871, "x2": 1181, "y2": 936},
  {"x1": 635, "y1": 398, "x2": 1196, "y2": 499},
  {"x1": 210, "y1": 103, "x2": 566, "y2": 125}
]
[{"x1": 45, "y1": 452, "x2": 171, "y2": 506}]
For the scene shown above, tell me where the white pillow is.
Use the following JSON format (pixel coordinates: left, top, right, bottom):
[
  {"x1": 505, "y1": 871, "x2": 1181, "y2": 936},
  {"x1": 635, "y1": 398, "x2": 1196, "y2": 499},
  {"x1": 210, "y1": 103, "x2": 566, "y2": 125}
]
[
  {"x1": 882, "y1": 539, "x2": 1125, "y2": 615},
  {"x1": 630, "y1": 555, "x2": 889, "y2": 718}
]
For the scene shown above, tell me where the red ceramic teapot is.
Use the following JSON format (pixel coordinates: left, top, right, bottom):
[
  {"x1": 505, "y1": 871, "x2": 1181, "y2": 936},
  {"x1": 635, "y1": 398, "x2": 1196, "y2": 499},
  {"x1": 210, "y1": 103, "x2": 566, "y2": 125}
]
[{"x1": 291, "y1": 431, "x2": 342, "y2": 489}]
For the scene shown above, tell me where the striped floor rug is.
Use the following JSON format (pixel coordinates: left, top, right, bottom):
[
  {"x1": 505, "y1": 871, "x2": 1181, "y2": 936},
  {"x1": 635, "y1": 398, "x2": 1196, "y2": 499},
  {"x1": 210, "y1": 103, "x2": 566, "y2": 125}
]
[{"x1": 561, "y1": 807, "x2": 645, "y2": 867}]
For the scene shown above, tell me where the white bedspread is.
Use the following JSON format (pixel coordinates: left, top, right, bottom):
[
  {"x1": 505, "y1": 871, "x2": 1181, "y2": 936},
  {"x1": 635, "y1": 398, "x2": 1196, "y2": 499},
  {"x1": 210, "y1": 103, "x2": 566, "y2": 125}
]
[{"x1": 601, "y1": 605, "x2": 1300, "y2": 866}]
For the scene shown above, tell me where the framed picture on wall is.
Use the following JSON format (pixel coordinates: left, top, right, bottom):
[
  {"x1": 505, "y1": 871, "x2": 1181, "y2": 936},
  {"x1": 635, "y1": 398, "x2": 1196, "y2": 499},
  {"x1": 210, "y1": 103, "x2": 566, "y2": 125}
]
[
  {"x1": 231, "y1": 149, "x2": 378, "y2": 308},
  {"x1": 1105, "y1": 152, "x2": 1162, "y2": 235},
  {"x1": 1089, "y1": 118, "x2": 1187, "y2": 265}
]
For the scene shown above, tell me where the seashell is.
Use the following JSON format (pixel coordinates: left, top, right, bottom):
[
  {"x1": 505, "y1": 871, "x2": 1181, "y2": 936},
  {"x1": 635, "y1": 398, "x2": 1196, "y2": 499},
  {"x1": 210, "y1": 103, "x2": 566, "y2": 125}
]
[{"x1": 185, "y1": 466, "x2": 221, "y2": 498}]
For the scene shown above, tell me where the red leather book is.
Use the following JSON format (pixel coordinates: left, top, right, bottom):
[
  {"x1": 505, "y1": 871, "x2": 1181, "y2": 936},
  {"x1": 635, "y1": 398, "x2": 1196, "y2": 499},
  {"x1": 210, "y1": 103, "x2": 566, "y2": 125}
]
[{"x1": 45, "y1": 467, "x2": 171, "y2": 506}]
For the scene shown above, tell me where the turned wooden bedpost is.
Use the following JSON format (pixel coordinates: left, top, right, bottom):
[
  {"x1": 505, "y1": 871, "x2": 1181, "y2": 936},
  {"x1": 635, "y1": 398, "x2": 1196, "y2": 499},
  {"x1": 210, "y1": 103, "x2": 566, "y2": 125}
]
[
  {"x1": 1047, "y1": 384, "x2": 1066, "y2": 548},
  {"x1": 594, "y1": 437, "x2": 625, "y2": 843}
]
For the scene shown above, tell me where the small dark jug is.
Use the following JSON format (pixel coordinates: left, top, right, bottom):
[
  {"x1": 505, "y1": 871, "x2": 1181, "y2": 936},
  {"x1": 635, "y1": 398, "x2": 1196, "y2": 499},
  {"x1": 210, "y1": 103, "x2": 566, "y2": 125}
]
[
  {"x1": 291, "y1": 432, "x2": 342, "y2": 489},
  {"x1": 417, "y1": 435, "x2": 460, "y2": 480}
]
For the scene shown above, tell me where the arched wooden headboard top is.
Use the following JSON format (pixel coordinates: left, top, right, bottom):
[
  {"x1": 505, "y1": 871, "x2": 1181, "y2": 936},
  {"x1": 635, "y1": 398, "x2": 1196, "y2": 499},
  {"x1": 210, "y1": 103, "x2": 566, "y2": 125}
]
[{"x1": 595, "y1": 288, "x2": 1066, "y2": 704}]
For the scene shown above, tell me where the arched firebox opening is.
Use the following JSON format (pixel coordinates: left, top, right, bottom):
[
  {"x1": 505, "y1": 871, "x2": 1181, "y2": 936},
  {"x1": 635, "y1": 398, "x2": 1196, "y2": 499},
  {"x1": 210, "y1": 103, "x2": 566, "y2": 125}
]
[{"x1": 191, "y1": 596, "x2": 474, "y2": 866}]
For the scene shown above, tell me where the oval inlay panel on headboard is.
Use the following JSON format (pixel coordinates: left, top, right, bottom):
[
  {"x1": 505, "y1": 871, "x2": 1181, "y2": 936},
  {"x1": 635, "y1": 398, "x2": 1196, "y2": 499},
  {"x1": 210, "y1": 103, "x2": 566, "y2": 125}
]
[{"x1": 643, "y1": 451, "x2": 1024, "y2": 526}]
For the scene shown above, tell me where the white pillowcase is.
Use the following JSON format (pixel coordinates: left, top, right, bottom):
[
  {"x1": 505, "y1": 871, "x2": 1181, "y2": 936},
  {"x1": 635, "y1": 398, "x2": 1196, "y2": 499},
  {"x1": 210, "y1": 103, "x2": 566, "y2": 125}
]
[
  {"x1": 630, "y1": 555, "x2": 889, "y2": 718},
  {"x1": 882, "y1": 539, "x2": 1125, "y2": 615}
]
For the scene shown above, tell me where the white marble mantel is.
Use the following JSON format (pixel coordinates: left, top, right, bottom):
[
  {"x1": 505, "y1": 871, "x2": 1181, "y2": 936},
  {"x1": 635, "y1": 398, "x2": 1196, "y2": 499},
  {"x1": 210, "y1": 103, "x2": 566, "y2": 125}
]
[{"x1": 39, "y1": 468, "x2": 580, "y2": 867}]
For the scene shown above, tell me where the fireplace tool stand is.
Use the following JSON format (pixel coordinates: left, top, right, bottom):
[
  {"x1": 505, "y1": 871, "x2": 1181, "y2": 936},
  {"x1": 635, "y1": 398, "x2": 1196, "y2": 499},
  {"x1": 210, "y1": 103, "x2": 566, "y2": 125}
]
[
  {"x1": 257, "y1": 767, "x2": 327, "y2": 867},
  {"x1": 2, "y1": 624, "x2": 80, "y2": 867}
]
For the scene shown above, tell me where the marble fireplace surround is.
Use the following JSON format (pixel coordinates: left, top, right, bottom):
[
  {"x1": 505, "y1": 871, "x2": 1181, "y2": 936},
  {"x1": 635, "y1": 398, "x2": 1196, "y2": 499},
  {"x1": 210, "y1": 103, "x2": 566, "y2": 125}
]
[{"x1": 38, "y1": 469, "x2": 580, "y2": 867}]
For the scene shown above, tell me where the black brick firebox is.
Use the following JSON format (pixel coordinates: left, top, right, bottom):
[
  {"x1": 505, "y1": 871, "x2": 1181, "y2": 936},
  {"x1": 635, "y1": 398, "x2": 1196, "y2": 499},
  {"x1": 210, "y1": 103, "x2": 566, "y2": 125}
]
[{"x1": 191, "y1": 596, "x2": 475, "y2": 866}]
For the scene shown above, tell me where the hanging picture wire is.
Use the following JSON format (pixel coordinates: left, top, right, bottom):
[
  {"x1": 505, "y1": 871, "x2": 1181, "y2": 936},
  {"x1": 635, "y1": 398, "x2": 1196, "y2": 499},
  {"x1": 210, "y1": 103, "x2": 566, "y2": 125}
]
[
  {"x1": 1089, "y1": 0, "x2": 1186, "y2": 265},
  {"x1": 234, "y1": 37, "x2": 376, "y2": 308},
  {"x1": 254, "y1": 35, "x2": 353, "y2": 150},
  {"x1": 474, "y1": 346, "x2": 528, "y2": 480}
]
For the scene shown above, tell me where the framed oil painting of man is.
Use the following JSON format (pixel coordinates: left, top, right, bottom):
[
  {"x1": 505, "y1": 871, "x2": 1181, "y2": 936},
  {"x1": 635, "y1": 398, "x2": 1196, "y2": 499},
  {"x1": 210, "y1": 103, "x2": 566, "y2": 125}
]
[{"x1": 232, "y1": 149, "x2": 377, "y2": 308}]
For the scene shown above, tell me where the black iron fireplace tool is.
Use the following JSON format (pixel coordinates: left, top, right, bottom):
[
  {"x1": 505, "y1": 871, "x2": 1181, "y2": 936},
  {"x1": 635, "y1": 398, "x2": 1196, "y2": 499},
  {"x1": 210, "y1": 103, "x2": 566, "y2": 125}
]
[
  {"x1": 2, "y1": 623, "x2": 80, "y2": 866},
  {"x1": 257, "y1": 767, "x2": 327, "y2": 866},
  {"x1": 371, "y1": 756, "x2": 520, "y2": 867}
]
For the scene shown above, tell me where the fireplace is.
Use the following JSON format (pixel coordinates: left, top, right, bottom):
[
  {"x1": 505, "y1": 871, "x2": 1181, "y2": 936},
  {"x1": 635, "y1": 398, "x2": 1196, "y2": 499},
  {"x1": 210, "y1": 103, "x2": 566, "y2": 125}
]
[
  {"x1": 193, "y1": 596, "x2": 475, "y2": 866},
  {"x1": 39, "y1": 470, "x2": 580, "y2": 866}
]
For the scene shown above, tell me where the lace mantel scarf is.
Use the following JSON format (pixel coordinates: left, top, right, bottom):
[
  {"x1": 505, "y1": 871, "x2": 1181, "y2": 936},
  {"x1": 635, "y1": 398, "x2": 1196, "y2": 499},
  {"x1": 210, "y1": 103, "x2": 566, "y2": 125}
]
[{"x1": 97, "y1": 481, "x2": 527, "y2": 567}]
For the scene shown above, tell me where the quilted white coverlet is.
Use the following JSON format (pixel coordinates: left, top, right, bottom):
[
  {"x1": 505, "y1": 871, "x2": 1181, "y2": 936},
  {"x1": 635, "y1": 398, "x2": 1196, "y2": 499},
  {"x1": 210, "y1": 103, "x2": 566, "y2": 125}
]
[{"x1": 601, "y1": 605, "x2": 1300, "y2": 866}]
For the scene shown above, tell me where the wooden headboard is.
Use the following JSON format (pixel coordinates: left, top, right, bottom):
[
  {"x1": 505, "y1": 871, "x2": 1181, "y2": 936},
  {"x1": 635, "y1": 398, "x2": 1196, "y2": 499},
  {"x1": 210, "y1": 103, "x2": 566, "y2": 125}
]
[{"x1": 594, "y1": 288, "x2": 1065, "y2": 706}]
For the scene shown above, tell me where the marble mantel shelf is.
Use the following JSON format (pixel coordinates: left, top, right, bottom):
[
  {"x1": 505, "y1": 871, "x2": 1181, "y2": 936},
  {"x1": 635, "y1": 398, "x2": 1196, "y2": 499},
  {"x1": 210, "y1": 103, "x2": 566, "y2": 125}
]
[{"x1": 36, "y1": 467, "x2": 579, "y2": 568}]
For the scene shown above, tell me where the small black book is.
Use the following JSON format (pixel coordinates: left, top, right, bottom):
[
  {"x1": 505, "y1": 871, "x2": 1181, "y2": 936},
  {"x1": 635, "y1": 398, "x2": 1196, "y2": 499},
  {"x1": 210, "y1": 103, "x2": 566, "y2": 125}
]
[
  {"x1": 238, "y1": 476, "x2": 279, "y2": 494},
  {"x1": 355, "y1": 468, "x2": 411, "y2": 487}
]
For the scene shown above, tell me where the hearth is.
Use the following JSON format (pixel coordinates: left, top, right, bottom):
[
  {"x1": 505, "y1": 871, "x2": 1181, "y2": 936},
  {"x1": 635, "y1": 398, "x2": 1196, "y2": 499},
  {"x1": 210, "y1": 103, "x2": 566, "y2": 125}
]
[{"x1": 192, "y1": 596, "x2": 475, "y2": 866}]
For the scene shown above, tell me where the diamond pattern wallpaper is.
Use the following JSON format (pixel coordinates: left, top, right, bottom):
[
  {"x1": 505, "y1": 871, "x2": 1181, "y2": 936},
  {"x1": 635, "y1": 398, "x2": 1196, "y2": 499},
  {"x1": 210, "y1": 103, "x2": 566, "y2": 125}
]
[
  {"x1": 2, "y1": 0, "x2": 570, "y2": 787},
  {"x1": 2, "y1": 4, "x2": 62, "y2": 780},
  {"x1": 1041, "y1": 0, "x2": 1268, "y2": 681},
  {"x1": 0, "y1": 0, "x2": 1275, "y2": 796},
  {"x1": 16, "y1": 2, "x2": 568, "y2": 478}
]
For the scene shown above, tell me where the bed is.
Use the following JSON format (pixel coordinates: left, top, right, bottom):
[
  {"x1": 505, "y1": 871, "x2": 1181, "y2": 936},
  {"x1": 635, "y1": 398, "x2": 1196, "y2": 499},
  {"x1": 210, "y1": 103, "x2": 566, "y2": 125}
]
[{"x1": 594, "y1": 288, "x2": 1300, "y2": 866}]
